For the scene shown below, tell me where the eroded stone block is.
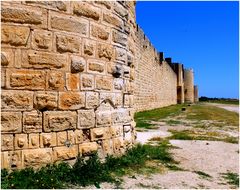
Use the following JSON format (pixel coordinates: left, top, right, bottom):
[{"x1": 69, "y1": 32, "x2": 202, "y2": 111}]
[
  {"x1": 86, "y1": 91, "x2": 99, "y2": 108},
  {"x1": 46, "y1": 71, "x2": 65, "y2": 90},
  {"x1": 78, "y1": 110, "x2": 95, "y2": 128},
  {"x1": 91, "y1": 24, "x2": 109, "y2": 41},
  {"x1": 40, "y1": 133, "x2": 57, "y2": 148},
  {"x1": 66, "y1": 73, "x2": 80, "y2": 91},
  {"x1": 56, "y1": 34, "x2": 81, "y2": 53},
  {"x1": 23, "y1": 111, "x2": 42, "y2": 133},
  {"x1": 43, "y1": 111, "x2": 77, "y2": 132},
  {"x1": 97, "y1": 43, "x2": 114, "y2": 61},
  {"x1": 28, "y1": 133, "x2": 39, "y2": 149},
  {"x1": 15, "y1": 134, "x2": 28, "y2": 150},
  {"x1": 59, "y1": 92, "x2": 85, "y2": 110},
  {"x1": 1, "y1": 134, "x2": 14, "y2": 151},
  {"x1": 91, "y1": 127, "x2": 110, "y2": 141},
  {"x1": 88, "y1": 60, "x2": 105, "y2": 73},
  {"x1": 95, "y1": 76, "x2": 112, "y2": 91},
  {"x1": 83, "y1": 39, "x2": 95, "y2": 56},
  {"x1": 56, "y1": 131, "x2": 67, "y2": 146},
  {"x1": 96, "y1": 111, "x2": 111, "y2": 126},
  {"x1": 79, "y1": 142, "x2": 98, "y2": 156},
  {"x1": 71, "y1": 56, "x2": 86, "y2": 73},
  {"x1": 1, "y1": 112, "x2": 22, "y2": 133},
  {"x1": 53, "y1": 145, "x2": 78, "y2": 161},
  {"x1": 34, "y1": 91, "x2": 58, "y2": 110},
  {"x1": 32, "y1": 29, "x2": 52, "y2": 50},
  {"x1": 81, "y1": 74, "x2": 94, "y2": 90},
  {"x1": 73, "y1": 2, "x2": 100, "y2": 21}
]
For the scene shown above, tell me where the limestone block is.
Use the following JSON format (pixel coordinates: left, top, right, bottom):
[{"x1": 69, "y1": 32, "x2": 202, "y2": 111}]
[
  {"x1": 77, "y1": 110, "x2": 95, "y2": 128},
  {"x1": 86, "y1": 91, "x2": 99, "y2": 108},
  {"x1": 97, "y1": 43, "x2": 114, "y2": 61},
  {"x1": 112, "y1": 108, "x2": 131, "y2": 124},
  {"x1": 115, "y1": 47, "x2": 127, "y2": 63},
  {"x1": 112, "y1": 30, "x2": 127, "y2": 47},
  {"x1": 1, "y1": 112, "x2": 22, "y2": 133},
  {"x1": 40, "y1": 133, "x2": 57, "y2": 148},
  {"x1": 1, "y1": 68, "x2": 6, "y2": 88},
  {"x1": 53, "y1": 145, "x2": 78, "y2": 161},
  {"x1": 23, "y1": 148, "x2": 52, "y2": 168},
  {"x1": 15, "y1": 134, "x2": 28, "y2": 150},
  {"x1": 103, "y1": 12, "x2": 123, "y2": 29},
  {"x1": 6, "y1": 69, "x2": 46, "y2": 90},
  {"x1": 1, "y1": 90, "x2": 33, "y2": 110},
  {"x1": 114, "y1": 93, "x2": 123, "y2": 107},
  {"x1": 32, "y1": 29, "x2": 52, "y2": 50},
  {"x1": 1, "y1": 6, "x2": 46, "y2": 25},
  {"x1": 83, "y1": 39, "x2": 95, "y2": 56},
  {"x1": 66, "y1": 73, "x2": 80, "y2": 91},
  {"x1": 22, "y1": 50, "x2": 68, "y2": 69},
  {"x1": 110, "y1": 125, "x2": 123, "y2": 137},
  {"x1": 113, "y1": 78, "x2": 124, "y2": 91},
  {"x1": 10, "y1": 151, "x2": 23, "y2": 169},
  {"x1": 113, "y1": 137, "x2": 124, "y2": 155},
  {"x1": 25, "y1": 1, "x2": 68, "y2": 12},
  {"x1": 130, "y1": 67, "x2": 135, "y2": 81},
  {"x1": 102, "y1": 140, "x2": 113, "y2": 155},
  {"x1": 124, "y1": 94, "x2": 134, "y2": 107},
  {"x1": 57, "y1": 131, "x2": 67, "y2": 146},
  {"x1": 1, "y1": 25, "x2": 30, "y2": 47},
  {"x1": 1, "y1": 134, "x2": 14, "y2": 151},
  {"x1": 34, "y1": 91, "x2": 58, "y2": 110},
  {"x1": 113, "y1": 2, "x2": 128, "y2": 19},
  {"x1": 71, "y1": 56, "x2": 86, "y2": 73},
  {"x1": 59, "y1": 92, "x2": 85, "y2": 110},
  {"x1": 46, "y1": 70, "x2": 65, "y2": 90},
  {"x1": 1, "y1": 49, "x2": 14, "y2": 67},
  {"x1": 56, "y1": 34, "x2": 81, "y2": 53},
  {"x1": 43, "y1": 111, "x2": 77, "y2": 132},
  {"x1": 88, "y1": 60, "x2": 105, "y2": 74},
  {"x1": 50, "y1": 13, "x2": 88, "y2": 36},
  {"x1": 90, "y1": 127, "x2": 110, "y2": 141},
  {"x1": 82, "y1": 129, "x2": 91, "y2": 142},
  {"x1": 1, "y1": 151, "x2": 10, "y2": 169},
  {"x1": 96, "y1": 111, "x2": 111, "y2": 126},
  {"x1": 67, "y1": 130, "x2": 76, "y2": 145},
  {"x1": 123, "y1": 65, "x2": 130, "y2": 78},
  {"x1": 123, "y1": 125, "x2": 132, "y2": 141},
  {"x1": 94, "y1": 1, "x2": 111, "y2": 9},
  {"x1": 23, "y1": 111, "x2": 42, "y2": 133},
  {"x1": 28, "y1": 133, "x2": 39, "y2": 149},
  {"x1": 79, "y1": 142, "x2": 98, "y2": 156},
  {"x1": 81, "y1": 74, "x2": 94, "y2": 90},
  {"x1": 91, "y1": 24, "x2": 109, "y2": 41},
  {"x1": 73, "y1": 2, "x2": 100, "y2": 21},
  {"x1": 75, "y1": 130, "x2": 83, "y2": 144},
  {"x1": 95, "y1": 76, "x2": 112, "y2": 91}
]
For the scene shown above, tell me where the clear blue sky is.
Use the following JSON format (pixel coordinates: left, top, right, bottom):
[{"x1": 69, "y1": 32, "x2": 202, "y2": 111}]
[{"x1": 136, "y1": 1, "x2": 239, "y2": 99}]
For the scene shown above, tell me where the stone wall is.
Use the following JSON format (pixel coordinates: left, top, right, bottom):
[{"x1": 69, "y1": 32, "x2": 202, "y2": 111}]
[
  {"x1": 134, "y1": 26, "x2": 177, "y2": 112},
  {"x1": 194, "y1": 85, "x2": 199, "y2": 102},
  {"x1": 1, "y1": 1, "x2": 137, "y2": 169},
  {"x1": 184, "y1": 69, "x2": 194, "y2": 103}
]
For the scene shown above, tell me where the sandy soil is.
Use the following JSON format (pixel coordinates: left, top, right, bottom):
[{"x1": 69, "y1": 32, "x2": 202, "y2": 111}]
[{"x1": 207, "y1": 103, "x2": 239, "y2": 113}]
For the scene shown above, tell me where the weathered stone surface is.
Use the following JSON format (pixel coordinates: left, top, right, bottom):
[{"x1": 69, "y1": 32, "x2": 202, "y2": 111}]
[
  {"x1": 50, "y1": 14, "x2": 88, "y2": 36},
  {"x1": 1, "y1": 112, "x2": 22, "y2": 133},
  {"x1": 83, "y1": 39, "x2": 95, "y2": 56},
  {"x1": 46, "y1": 71, "x2": 65, "y2": 90},
  {"x1": 78, "y1": 110, "x2": 95, "y2": 128},
  {"x1": 56, "y1": 34, "x2": 80, "y2": 53},
  {"x1": 1, "y1": 90, "x2": 33, "y2": 110},
  {"x1": 113, "y1": 2, "x2": 128, "y2": 19},
  {"x1": 28, "y1": 133, "x2": 39, "y2": 149},
  {"x1": 86, "y1": 92, "x2": 99, "y2": 108},
  {"x1": 56, "y1": 131, "x2": 67, "y2": 146},
  {"x1": 75, "y1": 130, "x2": 83, "y2": 144},
  {"x1": 91, "y1": 127, "x2": 110, "y2": 141},
  {"x1": 67, "y1": 130, "x2": 75, "y2": 145},
  {"x1": 103, "y1": 13, "x2": 123, "y2": 29},
  {"x1": 1, "y1": 25, "x2": 30, "y2": 46},
  {"x1": 114, "y1": 93, "x2": 123, "y2": 107},
  {"x1": 112, "y1": 30, "x2": 127, "y2": 47},
  {"x1": 113, "y1": 78, "x2": 124, "y2": 91},
  {"x1": 96, "y1": 111, "x2": 111, "y2": 126},
  {"x1": 15, "y1": 134, "x2": 28, "y2": 150},
  {"x1": 91, "y1": 24, "x2": 109, "y2": 40},
  {"x1": 1, "y1": 68, "x2": 6, "y2": 88},
  {"x1": 79, "y1": 142, "x2": 98, "y2": 156},
  {"x1": 32, "y1": 29, "x2": 52, "y2": 50},
  {"x1": 59, "y1": 92, "x2": 85, "y2": 110},
  {"x1": 1, "y1": 134, "x2": 14, "y2": 151},
  {"x1": 124, "y1": 94, "x2": 134, "y2": 107},
  {"x1": 1, "y1": 7, "x2": 44, "y2": 25},
  {"x1": 23, "y1": 51, "x2": 67, "y2": 69},
  {"x1": 71, "y1": 56, "x2": 86, "y2": 73},
  {"x1": 95, "y1": 76, "x2": 112, "y2": 91},
  {"x1": 112, "y1": 108, "x2": 131, "y2": 124},
  {"x1": 53, "y1": 145, "x2": 78, "y2": 161},
  {"x1": 1, "y1": 152, "x2": 10, "y2": 169},
  {"x1": 94, "y1": 1, "x2": 111, "y2": 9},
  {"x1": 130, "y1": 67, "x2": 135, "y2": 80},
  {"x1": 110, "y1": 125, "x2": 122, "y2": 137},
  {"x1": 23, "y1": 111, "x2": 42, "y2": 133},
  {"x1": 1, "y1": 52, "x2": 9, "y2": 66},
  {"x1": 123, "y1": 124, "x2": 132, "y2": 142},
  {"x1": 88, "y1": 60, "x2": 105, "y2": 73},
  {"x1": 9, "y1": 151, "x2": 23, "y2": 169},
  {"x1": 115, "y1": 47, "x2": 127, "y2": 63},
  {"x1": 97, "y1": 43, "x2": 114, "y2": 61},
  {"x1": 66, "y1": 73, "x2": 80, "y2": 91},
  {"x1": 81, "y1": 74, "x2": 94, "y2": 90},
  {"x1": 73, "y1": 2, "x2": 100, "y2": 21},
  {"x1": 34, "y1": 91, "x2": 58, "y2": 110},
  {"x1": 40, "y1": 133, "x2": 57, "y2": 147},
  {"x1": 102, "y1": 140, "x2": 113, "y2": 155},
  {"x1": 23, "y1": 148, "x2": 52, "y2": 168},
  {"x1": 6, "y1": 69, "x2": 46, "y2": 90},
  {"x1": 82, "y1": 129, "x2": 91, "y2": 142},
  {"x1": 43, "y1": 111, "x2": 77, "y2": 132},
  {"x1": 113, "y1": 137, "x2": 124, "y2": 155},
  {"x1": 26, "y1": 1, "x2": 68, "y2": 11}
]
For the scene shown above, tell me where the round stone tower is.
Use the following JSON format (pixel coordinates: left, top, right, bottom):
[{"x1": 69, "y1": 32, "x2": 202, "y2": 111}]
[{"x1": 184, "y1": 69, "x2": 194, "y2": 103}]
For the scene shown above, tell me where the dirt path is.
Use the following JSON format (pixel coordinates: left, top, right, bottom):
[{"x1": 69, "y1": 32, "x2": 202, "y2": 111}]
[{"x1": 206, "y1": 103, "x2": 239, "y2": 113}]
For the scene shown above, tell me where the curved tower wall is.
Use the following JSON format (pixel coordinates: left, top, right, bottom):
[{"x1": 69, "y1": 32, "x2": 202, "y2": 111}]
[{"x1": 184, "y1": 69, "x2": 194, "y2": 103}]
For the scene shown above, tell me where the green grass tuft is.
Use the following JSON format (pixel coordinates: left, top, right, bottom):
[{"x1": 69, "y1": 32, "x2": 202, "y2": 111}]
[{"x1": 222, "y1": 172, "x2": 239, "y2": 187}]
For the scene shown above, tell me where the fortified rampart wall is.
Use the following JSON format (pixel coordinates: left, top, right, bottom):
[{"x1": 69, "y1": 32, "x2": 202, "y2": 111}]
[
  {"x1": 184, "y1": 69, "x2": 194, "y2": 103},
  {"x1": 1, "y1": 1, "x2": 137, "y2": 169},
  {"x1": 134, "y1": 26, "x2": 177, "y2": 112}
]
